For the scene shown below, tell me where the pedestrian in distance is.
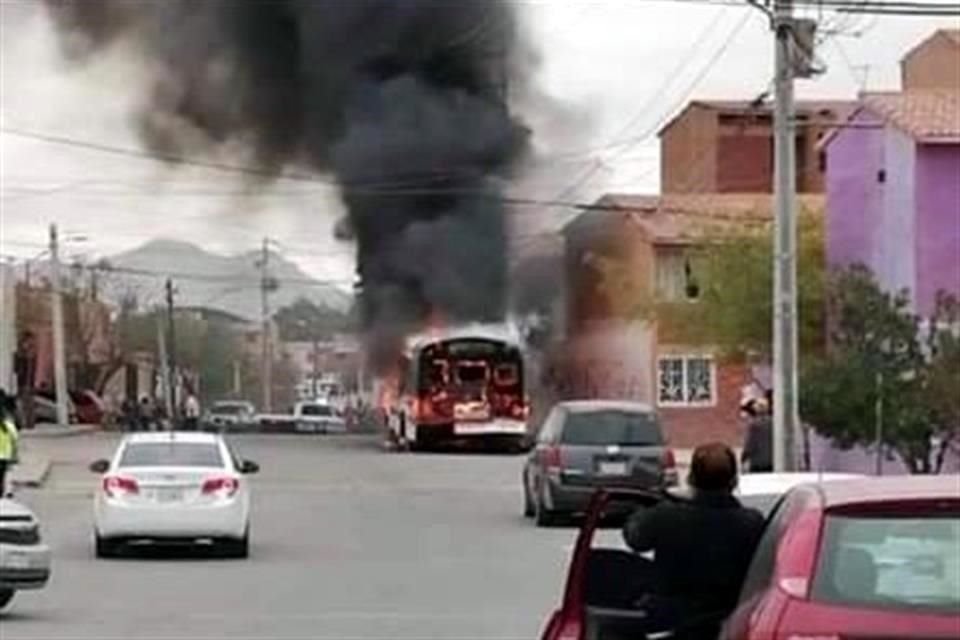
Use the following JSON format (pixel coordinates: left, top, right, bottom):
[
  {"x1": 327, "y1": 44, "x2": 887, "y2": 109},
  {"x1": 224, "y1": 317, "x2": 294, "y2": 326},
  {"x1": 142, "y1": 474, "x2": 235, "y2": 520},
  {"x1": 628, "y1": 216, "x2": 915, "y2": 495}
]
[
  {"x1": 183, "y1": 391, "x2": 200, "y2": 431},
  {"x1": 741, "y1": 392, "x2": 773, "y2": 473},
  {"x1": 0, "y1": 389, "x2": 22, "y2": 498},
  {"x1": 138, "y1": 396, "x2": 153, "y2": 432}
]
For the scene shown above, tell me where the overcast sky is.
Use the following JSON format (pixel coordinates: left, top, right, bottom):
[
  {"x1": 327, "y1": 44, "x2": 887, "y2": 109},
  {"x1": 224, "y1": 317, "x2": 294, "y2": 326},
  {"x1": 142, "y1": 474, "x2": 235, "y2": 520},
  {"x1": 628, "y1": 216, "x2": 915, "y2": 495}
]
[{"x1": 1, "y1": 0, "x2": 954, "y2": 280}]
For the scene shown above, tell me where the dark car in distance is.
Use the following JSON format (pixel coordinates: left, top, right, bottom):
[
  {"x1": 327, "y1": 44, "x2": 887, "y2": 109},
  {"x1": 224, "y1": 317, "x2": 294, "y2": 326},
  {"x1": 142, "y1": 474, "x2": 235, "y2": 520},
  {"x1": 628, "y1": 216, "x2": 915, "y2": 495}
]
[{"x1": 522, "y1": 400, "x2": 677, "y2": 526}]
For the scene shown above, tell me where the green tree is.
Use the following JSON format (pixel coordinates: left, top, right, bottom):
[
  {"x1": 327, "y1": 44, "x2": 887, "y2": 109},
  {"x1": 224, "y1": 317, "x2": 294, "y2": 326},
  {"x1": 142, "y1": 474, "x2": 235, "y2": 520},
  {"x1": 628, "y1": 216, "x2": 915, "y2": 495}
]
[
  {"x1": 925, "y1": 293, "x2": 960, "y2": 455},
  {"x1": 115, "y1": 309, "x2": 241, "y2": 403},
  {"x1": 800, "y1": 265, "x2": 934, "y2": 473}
]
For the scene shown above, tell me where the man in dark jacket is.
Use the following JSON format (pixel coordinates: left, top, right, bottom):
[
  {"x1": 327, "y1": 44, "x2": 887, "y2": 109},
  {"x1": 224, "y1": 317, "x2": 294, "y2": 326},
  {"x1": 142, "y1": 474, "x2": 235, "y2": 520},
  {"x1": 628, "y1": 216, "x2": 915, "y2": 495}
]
[{"x1": 623, "y1": 442, "x2": 765, "y2": 635}]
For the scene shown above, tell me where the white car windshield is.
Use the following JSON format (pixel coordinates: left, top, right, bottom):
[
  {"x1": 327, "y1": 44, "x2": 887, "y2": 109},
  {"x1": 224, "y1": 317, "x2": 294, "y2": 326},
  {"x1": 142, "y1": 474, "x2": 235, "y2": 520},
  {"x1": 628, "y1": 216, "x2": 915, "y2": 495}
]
[
  {"x1": 301, "y1": 404, "x2": 334, "y2": 417},
  {"x1": 119, "y1": 443, "x2": 224, "y2": 468},
  {"x1": 211, "y1": 404, "x2": 249, "y2": 415}
]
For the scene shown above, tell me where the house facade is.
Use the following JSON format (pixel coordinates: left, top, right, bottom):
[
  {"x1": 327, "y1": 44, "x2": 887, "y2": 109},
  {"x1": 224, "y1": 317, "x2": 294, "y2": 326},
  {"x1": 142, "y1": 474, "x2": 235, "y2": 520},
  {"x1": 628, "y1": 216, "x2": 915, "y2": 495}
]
[
  {"x1": 824, "y1": 90, "x2": 960, "y2": 316},
  {"x1": 560, "y1": 193, "x2": 824, "y2": 448},
  {"x1": 659, "y1": 100, "x2": 853, "y2": 194}
]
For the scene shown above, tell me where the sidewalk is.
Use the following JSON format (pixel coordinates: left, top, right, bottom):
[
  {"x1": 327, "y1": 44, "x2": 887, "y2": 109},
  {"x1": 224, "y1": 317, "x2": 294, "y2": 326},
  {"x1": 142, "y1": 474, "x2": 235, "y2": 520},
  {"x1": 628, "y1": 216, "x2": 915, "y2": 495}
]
[
  {"x1": 19, "y1": 423, "x2": 99, "y2": 439},
  {"x1": 9, "y1": 424, "x2": 98, "y2": 489}
]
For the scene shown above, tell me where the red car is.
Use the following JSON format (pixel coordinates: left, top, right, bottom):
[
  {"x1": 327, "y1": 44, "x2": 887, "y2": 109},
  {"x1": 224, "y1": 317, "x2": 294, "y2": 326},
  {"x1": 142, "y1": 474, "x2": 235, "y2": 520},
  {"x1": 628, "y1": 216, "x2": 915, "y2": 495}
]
[
  {"x1": 540, "y1": 489, "x2": 680, "y2": 640},
  {"x1": 723, "y1": 475, "x2": 960, "y2": 639}
]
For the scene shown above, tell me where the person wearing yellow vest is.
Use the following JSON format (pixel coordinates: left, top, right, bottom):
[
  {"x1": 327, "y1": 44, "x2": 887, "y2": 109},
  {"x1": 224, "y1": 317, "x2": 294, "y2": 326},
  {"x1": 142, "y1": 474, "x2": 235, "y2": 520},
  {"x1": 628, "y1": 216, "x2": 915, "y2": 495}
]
[{"x1": 0, "y1": 389, "x2": 20, "y2": 497}]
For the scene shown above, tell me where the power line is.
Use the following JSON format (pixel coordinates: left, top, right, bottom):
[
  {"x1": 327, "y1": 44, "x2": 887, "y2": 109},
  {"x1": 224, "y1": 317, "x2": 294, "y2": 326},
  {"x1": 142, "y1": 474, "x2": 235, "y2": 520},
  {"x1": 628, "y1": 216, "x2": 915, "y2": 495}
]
[
  {"x1": 0, "y1": 127, "x2": 511, "y2": 192},
  {"x1": 80, "y1": 262, "x2": 355, "y2": 287}
]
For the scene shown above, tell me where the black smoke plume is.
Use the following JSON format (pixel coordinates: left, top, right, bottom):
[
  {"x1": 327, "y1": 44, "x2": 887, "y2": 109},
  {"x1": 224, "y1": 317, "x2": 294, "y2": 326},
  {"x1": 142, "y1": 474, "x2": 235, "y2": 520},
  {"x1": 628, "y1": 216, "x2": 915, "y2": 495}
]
[{"x1": 44, "y1": 0, "x2": 531, "y2": 370}]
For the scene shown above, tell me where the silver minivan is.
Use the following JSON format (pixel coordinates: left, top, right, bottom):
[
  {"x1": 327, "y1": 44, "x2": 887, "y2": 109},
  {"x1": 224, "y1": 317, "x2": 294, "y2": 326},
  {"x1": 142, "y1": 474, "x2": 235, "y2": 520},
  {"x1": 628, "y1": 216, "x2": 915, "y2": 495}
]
[{"x1": 522, "y1": 400, "x2": 678, "y2": 526}]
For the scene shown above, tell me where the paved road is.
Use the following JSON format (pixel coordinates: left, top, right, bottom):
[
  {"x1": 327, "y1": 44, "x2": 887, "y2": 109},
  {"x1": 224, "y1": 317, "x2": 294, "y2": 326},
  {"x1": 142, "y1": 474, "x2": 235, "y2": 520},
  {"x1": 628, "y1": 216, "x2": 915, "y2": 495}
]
[{"x1": 2, "y1": 434, "x2": 576, "y2": 639}]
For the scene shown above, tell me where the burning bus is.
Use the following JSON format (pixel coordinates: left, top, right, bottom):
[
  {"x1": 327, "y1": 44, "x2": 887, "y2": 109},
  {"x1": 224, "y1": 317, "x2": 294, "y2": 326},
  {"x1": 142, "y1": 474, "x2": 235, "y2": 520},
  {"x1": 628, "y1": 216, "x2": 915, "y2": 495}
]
[{"x1": 383, "y1": 325, "x2": 528, "y2": 451}]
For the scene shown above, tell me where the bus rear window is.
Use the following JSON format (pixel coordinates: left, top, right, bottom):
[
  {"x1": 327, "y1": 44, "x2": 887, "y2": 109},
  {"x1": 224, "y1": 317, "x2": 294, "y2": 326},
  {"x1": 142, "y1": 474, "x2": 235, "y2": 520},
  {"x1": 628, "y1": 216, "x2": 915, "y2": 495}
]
[{"x1": 812, "y1": 514, "x2": 960, "y2": 614}]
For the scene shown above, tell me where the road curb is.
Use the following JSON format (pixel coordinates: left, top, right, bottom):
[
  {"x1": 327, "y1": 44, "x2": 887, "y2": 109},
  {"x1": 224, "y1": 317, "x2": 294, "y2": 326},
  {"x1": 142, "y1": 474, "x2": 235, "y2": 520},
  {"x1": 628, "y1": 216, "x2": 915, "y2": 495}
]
[
  {"x1": 20, "y1": 424, "x2": 99, "y2": 439},
  {"x1": 10, "y1": 457, "x2": 52, "y2": 489}
]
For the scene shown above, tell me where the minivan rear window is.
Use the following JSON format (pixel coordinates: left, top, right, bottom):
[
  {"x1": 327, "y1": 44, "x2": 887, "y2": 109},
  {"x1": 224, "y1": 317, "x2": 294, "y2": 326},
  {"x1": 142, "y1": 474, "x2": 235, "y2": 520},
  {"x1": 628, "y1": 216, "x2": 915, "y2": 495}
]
[
  {"x1": 812, "y1": 514, "x2": 960, "y2": 614},
  {"x1": 562, "y1": 410, "x2": 663, "y2": 446},
  {"x1": 119, "y1": 442, "x2": 224, "y2": 468}
]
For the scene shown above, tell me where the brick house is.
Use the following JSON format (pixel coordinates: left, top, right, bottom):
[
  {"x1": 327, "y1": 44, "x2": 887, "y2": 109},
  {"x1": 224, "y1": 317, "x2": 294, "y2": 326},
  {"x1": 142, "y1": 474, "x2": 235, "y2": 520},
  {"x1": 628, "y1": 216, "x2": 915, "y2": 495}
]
[
  {"x1": 659, "y1": 100, "x2": 853, "y2": 194},
  {"x1": 560, "y1": 193, "x2": 823, "y2": 448},
  {"x1": 901, "y1": 29, "x2": 960, "y2": 91},
  {"x1": 823, "y1": 90, "x2": 960, "y2": 317}
]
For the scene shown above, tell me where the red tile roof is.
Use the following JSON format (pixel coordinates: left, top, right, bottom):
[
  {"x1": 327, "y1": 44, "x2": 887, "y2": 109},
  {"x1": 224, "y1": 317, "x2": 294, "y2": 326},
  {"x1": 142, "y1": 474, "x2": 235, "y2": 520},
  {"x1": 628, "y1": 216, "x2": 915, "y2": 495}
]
[{"x1": 862, "y1": 90, "x2": 960, "y2": 143}]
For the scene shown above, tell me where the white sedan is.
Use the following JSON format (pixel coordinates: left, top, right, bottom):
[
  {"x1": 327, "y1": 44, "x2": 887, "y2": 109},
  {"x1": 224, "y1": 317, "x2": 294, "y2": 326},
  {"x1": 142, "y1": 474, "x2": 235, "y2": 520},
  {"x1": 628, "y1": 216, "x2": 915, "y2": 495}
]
[
  {"x1": 0, "y1": 498, "x2": 51, "y2": 609},
  {"x1": 91, "y1": 432, "x2": 259, "y2": 558}
]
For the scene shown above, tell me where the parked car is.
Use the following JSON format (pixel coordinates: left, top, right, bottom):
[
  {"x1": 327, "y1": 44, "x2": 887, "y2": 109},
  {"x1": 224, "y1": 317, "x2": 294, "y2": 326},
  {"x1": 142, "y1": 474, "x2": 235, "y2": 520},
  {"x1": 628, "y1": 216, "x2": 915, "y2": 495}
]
[
  {"x1": 32, "y1": 392, "x2": 77, "y2": 425},
  {"x1": 522, "y1": 401, "x2": 676, "y2": 527},
  {"x1": 203, "y1": 400, "x2": 257, "y2": 431},
  {"x1": 735, "y1": 472, "x2": 863, "y2": 515},
  {"x1": 539, "y1": 474, "x2": 866, "y2": 640},
  {"x1": 723, "y1": 474, "x2": 960, "y2": 639},
  {"x1": 90, "y1": 431, "x2": 259, "y2": 558},
  {"x1": 70, "y1": 390, "x2": 105, "y2": 425},
  {"x1": 0, "y1": 498, "x2": 51, "y2": 610},
  {"x1": 293, "y1": 400, "x2": 346, "y2": 434}
]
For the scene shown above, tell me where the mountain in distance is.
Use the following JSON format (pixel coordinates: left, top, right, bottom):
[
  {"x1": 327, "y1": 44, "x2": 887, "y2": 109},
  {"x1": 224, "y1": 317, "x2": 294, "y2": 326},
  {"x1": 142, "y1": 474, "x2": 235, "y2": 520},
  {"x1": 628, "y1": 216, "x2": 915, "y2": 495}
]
[{"x1": 101, "y1": 239, "x2": 352, "y2": 323}]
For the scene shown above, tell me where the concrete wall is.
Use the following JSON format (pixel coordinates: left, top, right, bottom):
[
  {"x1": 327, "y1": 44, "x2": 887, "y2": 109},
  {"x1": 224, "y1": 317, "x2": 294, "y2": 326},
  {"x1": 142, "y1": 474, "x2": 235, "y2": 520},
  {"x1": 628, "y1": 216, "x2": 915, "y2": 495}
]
[
  {"x1": 808, "y1": 429, "x2": 960, "y2": 475},
  {"x1": 0, "y1": 264, "x2": 15, "y2": 392},
  {"x1": 874, "y1": 126, "x2": 917, "y2": 307},
  {"x1": 826, "y1": 109, "x2": 885, "y2": 271},
  {"x1": 914, "y1": 144, "x2": 960, "y2": 315}
]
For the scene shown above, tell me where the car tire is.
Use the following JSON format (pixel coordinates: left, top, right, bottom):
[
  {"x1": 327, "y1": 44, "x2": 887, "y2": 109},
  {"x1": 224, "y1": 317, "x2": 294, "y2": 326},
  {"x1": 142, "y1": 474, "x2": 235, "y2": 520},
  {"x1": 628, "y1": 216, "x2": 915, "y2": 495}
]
[
  {"x1": 221, "y1": 528, "x2": 249, "y2": 559},
  {"x1": 534, "y1": 490, "x2": 558, "y2": 527},
  {"x1": 0, "y1": 589, "x2": 14, "y2": 609},
  {"x1": 95, "y1": 534, "x2": 120, "y2": 559},
  {"x1": 523, "y1": 485, "x2": 534, "y2": 518}
]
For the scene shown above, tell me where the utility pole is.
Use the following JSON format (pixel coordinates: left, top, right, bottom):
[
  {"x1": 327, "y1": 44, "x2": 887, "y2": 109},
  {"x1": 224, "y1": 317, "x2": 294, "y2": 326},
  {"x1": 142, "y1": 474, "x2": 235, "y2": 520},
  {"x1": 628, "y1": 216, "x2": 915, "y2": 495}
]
[
  {"x1": 49, "y1": 224, "x2": 70, "y2": 427},
  {"x1": 165, "y1": 278, "x2": 178, "y2": 426},
  {"x1": 157, "y1": 315, "x2": 172, "y2": 426},
  {"x1": 312, "y1": 332, "x2": 320, "y2": 399},
  {"x1": 771, "y1": 2, "x2": 820, "y2": 471},
  {"x1": 874, "y1": 371, "x2": 884, "y2": 475},
  {"x1": 259, "y1": 238, "x2": 273, "y2": 412}
]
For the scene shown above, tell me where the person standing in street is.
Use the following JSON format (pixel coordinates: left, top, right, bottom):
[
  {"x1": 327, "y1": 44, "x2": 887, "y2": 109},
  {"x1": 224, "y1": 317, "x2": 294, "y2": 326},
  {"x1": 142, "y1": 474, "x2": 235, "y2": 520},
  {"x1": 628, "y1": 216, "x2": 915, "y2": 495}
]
[
  {"x1": 0, "y1": 390, "x2": 21, "y2": 498},
  {"x1": 184, "y1": 392, "x2": 200, "y2": 431},
  {"x1": 741, "y1": 394, "x2": 773, "y2": 473}
]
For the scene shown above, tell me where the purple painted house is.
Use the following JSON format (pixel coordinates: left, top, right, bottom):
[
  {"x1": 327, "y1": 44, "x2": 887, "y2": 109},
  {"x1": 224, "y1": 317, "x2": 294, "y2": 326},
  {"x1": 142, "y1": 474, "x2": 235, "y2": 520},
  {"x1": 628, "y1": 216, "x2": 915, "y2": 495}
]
[
  {"x1": 815, "y1": 90, "x2": 960, "y2": 475},
  {"x1": 824, "y1": 90, "x2": 960, "y2": 316}
]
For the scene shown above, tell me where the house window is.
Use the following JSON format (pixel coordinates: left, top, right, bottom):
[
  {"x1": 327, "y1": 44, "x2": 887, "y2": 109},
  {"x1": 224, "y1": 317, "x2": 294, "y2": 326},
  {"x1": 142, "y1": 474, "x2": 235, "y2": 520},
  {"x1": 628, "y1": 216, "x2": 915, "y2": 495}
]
[
  {"x1": 657, "y1": 355, "x2": 715, "y2": 406},
  {"x1": 655, "y1": 247, "x2": 700, "y2": 301}
]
